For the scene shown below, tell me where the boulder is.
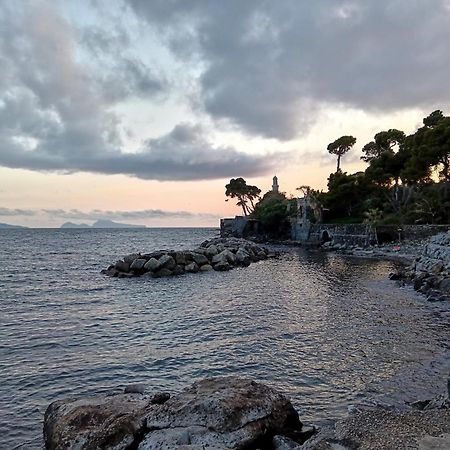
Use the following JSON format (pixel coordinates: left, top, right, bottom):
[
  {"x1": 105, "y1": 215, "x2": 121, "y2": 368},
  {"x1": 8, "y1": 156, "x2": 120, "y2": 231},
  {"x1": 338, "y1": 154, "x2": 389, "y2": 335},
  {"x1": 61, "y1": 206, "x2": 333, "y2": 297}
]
[
  {"x1": 123, "y1": 253, "x2": 141, "y2": 263},
  {"x1": 44, "y1": 378, "x2": 305, "y2": 450},
  {"x1": 44, "y1": 393, "x2": 150, "y2": 450},
  {"x1": 154, "y1": 268, "x2": 173, "y2": 278},
  {"x1": 130, "y1": 258, "x2": 147, "y2": 273},
  {"x1": 144, "y1": 257, "x2": 160, "y2": 273},
  {"x1": 235, "y1": 249, "x2": 251, "y2": 266},
  {"x1": 185, "y1": 262, "x2": 199, "y2": 273},
  {"x1": 114, "y1": 260, "x2": 130, "y2": 273},
  {"x1": 172, "y1": 265, "x2": 185, "y2": 276},
  {"x1": 141, "y1": 378, "x2": 303, "y2": 449},
  {"x1": 158, "y1": 255, "x2": 176, "y2": 271},
  {"x1": 200, "y1": 264, "x2": 213, "y2": 272},
  {"x1": 214, "y1": 261, "x2": 231, "y2": 271},
  {"x1": 205, "y1": 245, "x2": 219, "y2": 259},
  {"x1": 174, "y1": 252, "x2": 187, "y2": 265},
  {"x1": 192, "y1": 253, "x2": 209, "y2": 266}
]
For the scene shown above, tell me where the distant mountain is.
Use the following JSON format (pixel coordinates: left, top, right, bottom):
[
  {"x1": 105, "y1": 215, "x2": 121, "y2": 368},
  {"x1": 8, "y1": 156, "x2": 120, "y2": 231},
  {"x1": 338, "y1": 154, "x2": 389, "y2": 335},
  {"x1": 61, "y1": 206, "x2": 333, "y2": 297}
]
[
  {"x1": 0, "y1": 222, "x2": 28, "y2": 229},
  {"x1": 60, "y1": 222, "x2": 90, "y2": 229},
  {"x1": 60, "y1": 219, "x2": 146, "y2": 229}
]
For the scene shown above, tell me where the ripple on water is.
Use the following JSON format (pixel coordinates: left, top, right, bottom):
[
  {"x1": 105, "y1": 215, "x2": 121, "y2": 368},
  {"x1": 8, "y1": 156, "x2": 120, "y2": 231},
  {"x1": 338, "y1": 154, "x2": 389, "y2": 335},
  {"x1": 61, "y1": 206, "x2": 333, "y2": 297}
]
[{"x1": 0, "y1": 229, "x2": 449, "y2": 450}]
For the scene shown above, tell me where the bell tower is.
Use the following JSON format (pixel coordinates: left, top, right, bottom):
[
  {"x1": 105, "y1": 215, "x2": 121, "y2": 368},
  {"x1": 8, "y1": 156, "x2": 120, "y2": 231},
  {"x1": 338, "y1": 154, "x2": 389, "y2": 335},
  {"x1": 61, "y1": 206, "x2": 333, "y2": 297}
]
[{"x1": 272, "y1": 175, "x2": 279, "y2": 193}]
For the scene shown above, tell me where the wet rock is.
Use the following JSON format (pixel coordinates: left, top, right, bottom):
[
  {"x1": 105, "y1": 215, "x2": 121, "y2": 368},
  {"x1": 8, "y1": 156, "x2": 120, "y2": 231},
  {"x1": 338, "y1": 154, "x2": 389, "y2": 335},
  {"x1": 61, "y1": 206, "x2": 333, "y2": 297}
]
[
  {"x1": 273, "y1": 434, "x2": 300, "y2": 449},
  {"x1": 158, "y1": 255, "x2": 176, "y2": 271},
  {"x1": 144, "y1": 257, "x2": 159, "y2": 273},
  {"x1": 213, "y1": 261, "x2": 231, "y2": 271},
  {"x1": 124, "y1": 253, "x2": 141, "y2": 263},
  {"x1": 174, "y1": 252, "x2": 186, "y2": 265},
  {"x1": 192, "y1": 253, "x2": 209, "y2": 266},
  {"x1": 114, "y1": 260, "x2": 130, "y2": 273},
  {"x1": 124, "y1": 384, "x2": 147, "y2": 394},
  {"x1": 185, "y1": 262, "x2": 199, "y2": 273},
  {"x1": 154, "y1": 268, "x2": 173, "y2": 278},
  {"x1": 130, "y1": 258, "x2": 147, "y2": 274},
  {"x1": 172, "y1": 265, "x2": 185, "y2": 276},
  {"x1": 150, "y1": 392, "x2": 171, "y2": 405},
  {"x1": 205, "y1": 245, "x2": 219, "y2": 259},
  {"x1": 200, "y1": 264, "x2": 213, "y2": 272}
]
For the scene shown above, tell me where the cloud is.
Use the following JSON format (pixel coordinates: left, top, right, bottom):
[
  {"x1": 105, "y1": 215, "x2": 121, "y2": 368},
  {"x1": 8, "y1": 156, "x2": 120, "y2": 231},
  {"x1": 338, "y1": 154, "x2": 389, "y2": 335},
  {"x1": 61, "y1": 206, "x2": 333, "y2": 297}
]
[
  {"x1": 43, "y1": 208, "x2": 220, "y2": 221},
  {"x1": 0, "y1": 1, "x2": 281, "y2": 180},
  {"x1": 128, "y1": 0, "x2": 450, "y2": 139},
  {"x1": 0, "y1": 207, "x2": 36, "y2": 217}
]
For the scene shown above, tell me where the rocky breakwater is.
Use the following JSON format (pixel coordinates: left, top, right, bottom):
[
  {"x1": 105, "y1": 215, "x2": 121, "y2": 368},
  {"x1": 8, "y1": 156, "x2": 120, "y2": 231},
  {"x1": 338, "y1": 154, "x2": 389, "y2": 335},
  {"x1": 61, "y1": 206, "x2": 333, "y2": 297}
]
[
  {"x1": 392, "y1": 231, "x2": 450, "y2": 302},
  {"x1": 101, "y1": 238, "x2": 272, "y2": 279},
  {"x1": 43, "y1": 377, "x2": 316, "y2": 450}
]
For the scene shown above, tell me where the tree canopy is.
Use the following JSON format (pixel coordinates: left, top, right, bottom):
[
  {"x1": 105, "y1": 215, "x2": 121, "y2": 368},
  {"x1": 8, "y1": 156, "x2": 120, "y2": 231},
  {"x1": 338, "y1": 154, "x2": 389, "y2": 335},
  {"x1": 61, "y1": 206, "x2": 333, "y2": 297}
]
[
  {"x1": 327, "y1": 135, "x2": 356, "y2": 171},
  {"x1": 225, "y1": 178, "x2": 261, "y2": 216}
]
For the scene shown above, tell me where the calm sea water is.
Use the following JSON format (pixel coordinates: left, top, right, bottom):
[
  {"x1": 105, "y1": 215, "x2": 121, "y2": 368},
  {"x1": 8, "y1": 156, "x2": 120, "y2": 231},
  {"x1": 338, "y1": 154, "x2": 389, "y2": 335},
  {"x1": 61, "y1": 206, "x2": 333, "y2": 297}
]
[{"x1": 1, "y1": 228, "x2": 450, "y2": 449}]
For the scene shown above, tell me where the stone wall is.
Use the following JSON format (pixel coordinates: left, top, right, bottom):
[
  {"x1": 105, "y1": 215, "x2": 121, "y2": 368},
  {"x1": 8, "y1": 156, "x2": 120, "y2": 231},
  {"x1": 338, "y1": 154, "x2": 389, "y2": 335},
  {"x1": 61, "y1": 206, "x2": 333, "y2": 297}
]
[{"x1": 292, "y1": 222, "x2": 450, "y2": 247}]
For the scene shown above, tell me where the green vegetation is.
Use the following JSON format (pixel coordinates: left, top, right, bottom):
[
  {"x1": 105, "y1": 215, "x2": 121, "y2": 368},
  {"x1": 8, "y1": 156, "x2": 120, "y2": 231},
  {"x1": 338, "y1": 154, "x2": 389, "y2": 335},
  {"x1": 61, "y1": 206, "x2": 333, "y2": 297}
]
[
  {"x1": 327, "y1": 135, "x2": 357, "y2": 171},
  {"x1": 225, "y1": 178, "x2": 261, "y2": 216},
  {"x1": 319, "y1": 110, "x2": 450, "y2": 225},
  {"x1": 225, "y1": 110, "x2": 449, "y2": 233}
]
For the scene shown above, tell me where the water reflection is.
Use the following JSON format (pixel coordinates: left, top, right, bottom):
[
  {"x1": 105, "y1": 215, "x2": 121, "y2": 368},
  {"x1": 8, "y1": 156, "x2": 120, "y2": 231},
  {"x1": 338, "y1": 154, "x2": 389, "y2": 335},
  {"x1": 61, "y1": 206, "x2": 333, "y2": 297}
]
[{"x1": 0, "y1": 230, "x2": 449, "y2": 449}]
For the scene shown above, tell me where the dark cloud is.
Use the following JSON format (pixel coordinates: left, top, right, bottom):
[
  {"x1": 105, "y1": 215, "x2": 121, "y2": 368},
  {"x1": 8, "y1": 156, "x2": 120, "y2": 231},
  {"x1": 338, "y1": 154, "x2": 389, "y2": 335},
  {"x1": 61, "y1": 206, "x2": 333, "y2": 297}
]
[
  {"x1": 128, "y1": 0, "x2": 450, "y2": 139},
  {"x1": 43, "y1": 208, "x2": 220, "y2": 220},
  {"x1": 0, "y1": 2, "x2": 283, "y2": 180}
]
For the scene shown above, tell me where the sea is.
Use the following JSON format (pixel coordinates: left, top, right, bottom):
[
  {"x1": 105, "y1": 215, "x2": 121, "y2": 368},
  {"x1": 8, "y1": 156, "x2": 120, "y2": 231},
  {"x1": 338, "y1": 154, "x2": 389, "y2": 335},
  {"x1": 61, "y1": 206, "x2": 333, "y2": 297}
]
[{"x1": 1, "y1": 228, "x2": 450, "y2": 449}]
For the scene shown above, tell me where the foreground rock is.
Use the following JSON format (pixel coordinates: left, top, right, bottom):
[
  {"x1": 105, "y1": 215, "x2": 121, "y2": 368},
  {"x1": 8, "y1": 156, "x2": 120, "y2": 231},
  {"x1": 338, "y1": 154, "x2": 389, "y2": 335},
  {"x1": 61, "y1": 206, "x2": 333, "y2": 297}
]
[
  {"x1": 392, "y1": 231, "x2": 450, "y2": 302},
  {"x1": 44, "y1": 377, "x2": 312, "y2": 450},
  {"x1": 101, "y1": 238, "x2": 275, "y2": 279}
]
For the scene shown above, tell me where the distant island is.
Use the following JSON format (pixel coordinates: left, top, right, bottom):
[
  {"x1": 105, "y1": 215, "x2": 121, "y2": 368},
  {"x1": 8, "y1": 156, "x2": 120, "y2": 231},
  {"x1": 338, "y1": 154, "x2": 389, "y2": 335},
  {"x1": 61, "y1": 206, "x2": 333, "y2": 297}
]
[
  {"x1": 0, "y1": 222, "x2": 28, "y2": 229},
  {"x1": 60, "y1": 219, "x2": 146, "y2": 229}
]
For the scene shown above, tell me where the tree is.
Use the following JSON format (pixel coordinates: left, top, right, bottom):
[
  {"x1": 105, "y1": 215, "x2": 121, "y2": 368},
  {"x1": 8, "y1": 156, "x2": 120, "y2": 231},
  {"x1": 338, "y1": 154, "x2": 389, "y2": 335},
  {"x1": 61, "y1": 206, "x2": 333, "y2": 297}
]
[
  {"x1": 361, "y1": 129, "x2": 405, "y2": 162},
  {"x1": 327, "y1": 135, "x2": 356, "y2": 171},
  {"x1": 251, "y1": 191, "x2": 291, "y2": 236},
  {"x1": 225, "y1": 178, "x2": 261, "y2": 216}
]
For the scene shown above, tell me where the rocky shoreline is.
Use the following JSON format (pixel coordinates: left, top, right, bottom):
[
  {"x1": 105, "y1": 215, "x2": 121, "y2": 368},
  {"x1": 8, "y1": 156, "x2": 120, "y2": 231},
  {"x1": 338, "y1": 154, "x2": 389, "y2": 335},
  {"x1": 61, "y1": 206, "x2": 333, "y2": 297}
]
[
  {"x1": 101, "y1": 238, "x2": 274, "y2": 278},
  {"x1": 43, "y1": 377, "x2": 450, "y2": 450}
]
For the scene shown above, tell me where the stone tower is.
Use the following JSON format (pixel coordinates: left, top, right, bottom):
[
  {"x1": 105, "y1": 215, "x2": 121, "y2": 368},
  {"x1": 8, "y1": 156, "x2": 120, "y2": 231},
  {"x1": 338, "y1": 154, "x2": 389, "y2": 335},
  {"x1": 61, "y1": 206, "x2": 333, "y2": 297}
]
[{"x1": 272, "y1": 175, "x2": 279, "y2": 193}]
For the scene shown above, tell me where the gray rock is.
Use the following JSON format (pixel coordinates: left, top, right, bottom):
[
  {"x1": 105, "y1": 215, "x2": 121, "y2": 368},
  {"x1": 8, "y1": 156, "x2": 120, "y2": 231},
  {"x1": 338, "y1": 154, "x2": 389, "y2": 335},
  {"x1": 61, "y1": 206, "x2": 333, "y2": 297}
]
[
  {"x1": 114, "y1": 260, "x2": 130, "y2": 273},
  {"x1": 124, "y1": 384, "x2": 147, "y2": 394},
  {"x1": 235, "y1": 248, "x2": 251, "y2": 266},
  {"x1": 44, "y1": 393, "x2": 150, "y2": 450},
  {"x1": 130, "y1": 258, "x2": 147, "y2": 273},
  {"x1": 273, "y1": 434, "x2": 300, "y2": 449},
  {"x1": 185, "y1": 262, "x2": 199, "y2": 273},
  {"x1": 172, "y1": 265, "x2": 185, "y2": 276},
  {"x1": 141, "y1": 377, "x2": 302, "y2": 450},
  {"x1": 174, "y1": 252, "x2": 187, "y2": 265},
  {"x1": 192, "y1": 253, "x2": 209, "y2": 266},
  {"x1": 200, "y1": 264, "x2": 213, "y2": 272},
  {"x1": 154, "y1": 268, "x2": 173, "y2": 277},
  {"x1": 205, "y1": 245, "x2": 219, "y2": 258},
  {"x1": 44, "y1": 378, "x2": 303, "y2": 450},
  {"x1": 214, "y1": 261, "x2": 231, "y2": 271},
  {"x1": 144, "y1": 257, "x2": 160, "y2": 272},
  {"x1": 158, "y1": 254, "x2": 176, "y2": 271},
  {"x1": 150, "y1": 392, "x2": 171, "y2": 405},
  {"x1": 124, "y1": 253, "x2": 141, "y2": 263}
]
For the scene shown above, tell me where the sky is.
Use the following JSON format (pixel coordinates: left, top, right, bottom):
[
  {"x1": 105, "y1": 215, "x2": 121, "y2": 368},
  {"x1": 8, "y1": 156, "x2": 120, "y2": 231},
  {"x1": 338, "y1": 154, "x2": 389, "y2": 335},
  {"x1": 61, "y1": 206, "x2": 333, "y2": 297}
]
[{"x1": 1, "y1": 0, "x2": 449, "y2": 227}]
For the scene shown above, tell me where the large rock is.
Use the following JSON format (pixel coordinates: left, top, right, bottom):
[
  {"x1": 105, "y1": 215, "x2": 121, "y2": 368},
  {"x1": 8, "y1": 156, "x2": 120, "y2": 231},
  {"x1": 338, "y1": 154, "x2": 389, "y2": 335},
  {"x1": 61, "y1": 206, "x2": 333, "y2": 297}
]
[
  {"x1": 44, "y1": 393, "x2": 150, "y2": 450},
  {"x1": 192, "y1": 252, "x2": 209, "y2": 267},
  {"x1": 130, "y1": 258, "x2": 148, "y2": 274},
  {"x1": 158, "y1": 255, "x2": 176, "y2": 271},
  {"x1": 144, "y1": 257, "x2": 160, "y2": 273},
  {"x1": 44, "y1": 378, "x2": 305, "y2": 450}
]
